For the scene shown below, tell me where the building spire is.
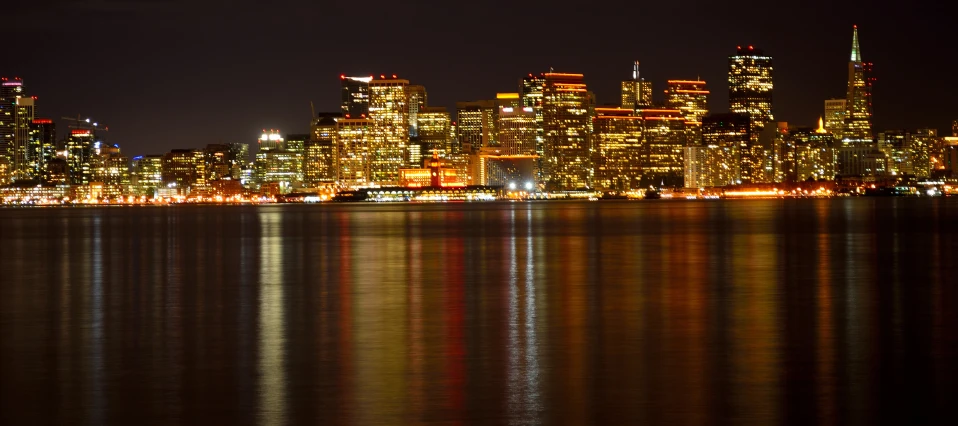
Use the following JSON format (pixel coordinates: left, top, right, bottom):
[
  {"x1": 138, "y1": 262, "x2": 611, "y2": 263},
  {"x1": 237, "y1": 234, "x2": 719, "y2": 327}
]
[
  {"x1": 633, "y1": 60, "x2": 640, "y2": 81},
  {"x1": 816, "y1": 117, "x2": 828, "y2": 133},
  {"x1": 850, "y1": 25, "x2": 861, "y2": 62}
]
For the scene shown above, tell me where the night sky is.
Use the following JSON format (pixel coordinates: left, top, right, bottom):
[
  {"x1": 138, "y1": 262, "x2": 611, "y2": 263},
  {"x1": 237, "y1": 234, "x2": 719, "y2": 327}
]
[{"x1": 6, "y1": 0, "x2": 955, "y2": 156}]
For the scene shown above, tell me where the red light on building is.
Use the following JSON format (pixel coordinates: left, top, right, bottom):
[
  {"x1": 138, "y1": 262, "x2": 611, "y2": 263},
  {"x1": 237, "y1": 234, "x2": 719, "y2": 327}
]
[{"x1": 32, "y1": 119, "x2": 53, "y2": 124}]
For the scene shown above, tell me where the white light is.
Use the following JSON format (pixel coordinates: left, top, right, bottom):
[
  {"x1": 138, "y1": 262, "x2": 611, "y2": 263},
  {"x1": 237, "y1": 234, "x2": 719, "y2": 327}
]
[
  {"x1": 524, "y1": 182, "x2": 533, "y2": 190},
  {"x1": 261, "y1": 133, "x2": 269, "y2": 140},
  {"x1": 268, "y1": 134, "x2": 282, "y2": 141},
  {"x1": 508, "y1": 182, "x2": 516, "y2": 190},
  {"x1": 85, "y1": 118, "x2": 90, "y2": 123},
  {"x1": 93, "y1": 122, "x2": 97, "y2": 127},
  {"x1": 502, "y1": 107, "x2": 514, "y2": 113}
]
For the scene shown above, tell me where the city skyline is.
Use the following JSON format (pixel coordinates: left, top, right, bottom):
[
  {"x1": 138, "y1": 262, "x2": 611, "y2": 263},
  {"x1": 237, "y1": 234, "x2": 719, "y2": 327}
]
[{"x1": 3, "y1": 1, "x2": 954, "y2": 155}]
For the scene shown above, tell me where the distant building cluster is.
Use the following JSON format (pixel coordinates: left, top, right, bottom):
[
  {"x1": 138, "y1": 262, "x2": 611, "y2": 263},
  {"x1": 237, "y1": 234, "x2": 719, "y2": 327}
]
[{"x1": 1, "y1": 26, "x2": 956, "y2": 203}]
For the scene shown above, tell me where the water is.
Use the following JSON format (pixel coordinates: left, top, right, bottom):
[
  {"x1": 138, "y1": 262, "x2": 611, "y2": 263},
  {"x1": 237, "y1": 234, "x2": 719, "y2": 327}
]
[{"x1": 1, "y1": 199, "x2": 956, "y2": 426}]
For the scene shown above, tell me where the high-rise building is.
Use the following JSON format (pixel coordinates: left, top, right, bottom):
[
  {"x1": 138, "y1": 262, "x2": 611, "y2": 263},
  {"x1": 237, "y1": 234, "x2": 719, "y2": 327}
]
[
  {"x1": 593, "y1": 107, "x2": 643, "y2": 191},
  {"x1": 132, "y1": 155, "x2": 163, "y2": 196},
  {"x1": 697, "y1": 113, "x2": 751, "y2": 186},
  {"x1": 790, "y1": 119, "x2": 837, "y2": 182},
  {"x1": 162, "y1": 149, "x2": 205, "y2": 194},
  {"x1": 637, "y1": 108, "x2": 687, "y2": 187},
  {"x1": 542, "y1": 72, "x2": 592, "y2": 190},
  {"x1": 285, "y1": 133, "x2": 307, "y2": 154},
  {"x1": 498, "y1": 104, "x2": 537, "y2": 156},
  {"x1": 336, "y1": 118, "x2": 372, "y2": 187},
  {"x1": 341, "y1": 75, "x2": 372, "y2": 118},
  {"x1": 203, "y1": 144, "x2": 233, "y2": 181},
  {"x1": 521, "y1": 74, "x2": 545, "y2": 177},
  {"x1": 405, "y1": 85, "x2": 427, "y2": 137},
  {"x1": 621, "y1": 61, "x2": 653, "y2": 110},
  {"x1": 729, "y1": 46, "x2": 774, "y2": 134},
  {"x1": 0, "y1": 77, "x2": 25, "y2": 173},
  {"x1": 90, "y1": 144, "x2": 131, "y2": 197},
  {"x1": 10, "y1": 96, "x2": 36, "y2": 181},
  {"x1": 305, "y1": 113, "x2": 340, "y2": 185},
  {"x1": 824, "y1": 98, "x2": 847, "y2": 137},
  {"x1": 258, "y1": 129, "x2": 284, "y2": 151},
  {"x1": 878, "y1": 130, "x2": 908, "y2": 175},
  {"x1": 27, "y1": 118, "x2": 56, "y2": 181},
  {"x1": 65, "y1": 129, "x2": 96, "y2": 185},
  {"x1": 843, "y1": 26, "x2": 875, "y2": 144},
  {"x1": 456, "y1": 100, "x2": 497, "y2": 154},
  {"x1": 666, "y1": 80, "x2": 709, "y2": 124},
  {"x1": 368, "y1": 76, "x2": 409, "y2": 185},
  {"x1": 416, "y1": 107, "x2": 451, "y2": 161}
]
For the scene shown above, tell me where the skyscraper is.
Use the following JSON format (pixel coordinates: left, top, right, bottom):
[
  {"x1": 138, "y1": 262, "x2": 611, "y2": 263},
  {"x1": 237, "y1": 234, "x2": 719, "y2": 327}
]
[
  {"x1": 0, "y1": 77, "x2": 25, "y2": 172},
  {"x1": 621, "y1": 61, "x2": 653, "y2": 110},
  {"x1": 12, "y1": 96, "x2": 36, "y2": 181},
  {"x1": 336, "y1": 118, "x2": 372, "y2": 187},
  {"x1": 341, "y1": 75, "x2": 372, "y2": 118},
  {"x1": 405, "y1": 84, "x2": 427, "y2": 138},
  {"x1": 456, "y1": 100, "x2": 496, "y2": 154},
  {"x1": 666, "y1": 80, "x2": 709, "y2": 125},
  {"x1": 306, "y1": 113, "x2": 340, "y2": 185},
  {"x1": 27, "y1": 118, "x2": 56, "y2": 180},
  {"x1": 728, "y1": 46, "x2": 774, "y2": 133},
  {"x1": 521, "y1": 74, "x2": 545, "y2": 177},
  {"x1": 497, "y1": 104, "x2": 537, "y2": 156},
  {"x1": 416, "y1": 106, "x2": 451, "y2": 161},
  {"x1": 542, "y1": 72, "x2": 592, "y2": 190},
  {"x1": 637, "y1": 108, "x2": 687, "y2": 187},
  {"x1": 824, "y1": 98, "x2": 847, "y2": 137},
  {"x1": 843, "y1": 25, "x2": 874, "y2": 144},
  {"x1": 593, "y1": 107, "x2": 643, "y2": 191},
  {"x1": 368, "y1": 76, "x2": 409, "y2": 185}
]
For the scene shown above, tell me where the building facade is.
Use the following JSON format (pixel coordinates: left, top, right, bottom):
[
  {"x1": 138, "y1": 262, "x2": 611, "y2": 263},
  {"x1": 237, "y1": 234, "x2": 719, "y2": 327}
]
[
  {"x1": 542, "y1": 72, "x2": 592, "y2": 190},
  {"x1": 368, "y1": 77, "x2": 409, "y2": 185}
]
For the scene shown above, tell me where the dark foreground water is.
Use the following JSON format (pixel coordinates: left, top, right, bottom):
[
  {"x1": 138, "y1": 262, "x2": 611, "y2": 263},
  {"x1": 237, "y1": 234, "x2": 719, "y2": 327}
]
[{"x1": 1, "y1": 199, "x2": 956, "y2": 426}]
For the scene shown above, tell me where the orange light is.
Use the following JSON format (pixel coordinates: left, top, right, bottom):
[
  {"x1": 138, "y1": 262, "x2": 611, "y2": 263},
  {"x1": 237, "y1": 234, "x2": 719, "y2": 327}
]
[
  {"x1": 544, "y1": 72, "x2": 584, "y2": 77},
  {"x1": 667, "y1": 80, "x2": 707, "y2": 84}
]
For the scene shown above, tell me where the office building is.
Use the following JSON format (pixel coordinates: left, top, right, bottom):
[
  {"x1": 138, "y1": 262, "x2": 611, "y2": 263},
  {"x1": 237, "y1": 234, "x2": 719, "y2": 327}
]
[
  {"x1": 336, "y1": 118, "x2": 372, "y2": 187},
  {"x1": 341, "y1": 75, "x2": 372, "y2": 118},
  {"x1": 638, "y1": 108, "x2": 687, "y2": 187},
  {"x1": 621, "y1": 61, "x2": 653, "y2": 110},
  {"x1": 729, "y1": 46, "x2": 774, "y2": 134},
  {"x1": 843, "y1": 26, "x2": 875, "y2": 144},
  {"x1": 541, "y1": 72, "x2": 592, "y2": 189},
  {"x1": 415, "y1": 106, "x2": 451, "y2": 161},
  {"x1": 406, "y1": 84, "x2": 427, "y2": 137},
  {"x1": 497, "y1": 104, "x2": 537, "y2": 156},
  {"x1": 305, "y1": 113, "x2": 339, "y2": 185},
  {"x1": 27, "y1": 118, "x2": 56, "y2": 181},
  {"x1": 824, "y1": 98, "x2": 847, "y2": 137},
  {"x1": 162, "y1": 149, "x2": 206, "y2": 194},
  {"x1": 132, "y1": 155, "x2": 163, "y2": 196},
  {"x1": 456, "y1": 100, "x2": 496, "y2": 154},
  {"x1": 368, "y1": 76, "x2": 409, "y2": 185},
  {"x1": 0, "y1": 77, "x2": 25, "y2": 173},
  {"x1": 592, "y1": 107, "x2": 643, "y2": 191}
]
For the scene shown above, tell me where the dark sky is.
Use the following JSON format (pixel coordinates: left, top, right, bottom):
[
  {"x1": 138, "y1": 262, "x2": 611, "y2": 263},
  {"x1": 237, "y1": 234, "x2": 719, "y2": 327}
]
[{"x1": 5, "y1": 0, "x2": 955, "y2": 156}]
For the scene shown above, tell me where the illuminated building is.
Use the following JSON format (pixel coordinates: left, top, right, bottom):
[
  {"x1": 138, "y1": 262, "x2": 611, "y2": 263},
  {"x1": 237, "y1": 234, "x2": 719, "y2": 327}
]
[
  {"x1": 790, "y1": 119, "x2": 837, "y2": 181},
  {"x1": 90, "y1": 144, "x2": 131, "y2": 197},
  {"x1": 592, "y1": 107, "x2": 643, "y2": 191},
  {"x1": 456, "y1": 100, "x2": 496, "y2": 153},
  {"x1": 497, "y1": 92, "x2": 521, "y2": 109},
  {"x1": 415, "y1": 107, "x2": 451, "y2": 162},
  {"x1": 368, "y1": 76, "x2": 409, "y2": 185},
  {"x1": 65, "y1": 129, "x2": 95, "y2": 185},
  {"x1": 203, "y1": 144, "x2": 232, "y2": 181},
  {"x1": 497, "y1": 103, "x2": 536, "y2": 156},
  {"x1": 878, "y1": 130, "x2": 907, "y2": 175},
  {"x1": 305, "y1": 113, "x2": 340, "y2": 185},
  {"x1": 637, "y1": 108, "x2": 687, "y2": 187},
  {"x1": 842, "y1": 26, "x2": 875, "y2": 144},
  {"x1": 694, "y1": 113, "x2": 751, "y2": 186},
  {"x1": 162, "y1": 149, "x2": 206, "y2": 194},
  {"x1": 341, "y1": 75, "x2": 372, "y2": 117},
  {"x1": 43, "y1": 158, "x2": 69, "y2": 185},
  {"x1": 621, "y1": 61, "x2": 653, "y2": 110},
  {"x1": 258, "y1": 129, "x2": 284, "y2": 151},
  {"x1": 901, "y1": 129, "x2": 937, "y2": 178},
  {"x1": 253, "y1": 131, "x2": 303, "y2": 192},
  {"x1": 406, "y1": 84, "x2": 427, "y2": 137},
  {"x1": 666, "y1": 80, "x2": 708, "y2": 123},
  {"x1": 472, "y1": 148, "x2": 537, "y2": 188},
  {"x1": 520, "y1": 74, "x2": 545, "y2": 177},
  {"x1": 131, "y1": 155, "x2": 163, "y2": 196},
  {"x1": 824, "y1": 98, "x2": 846, "y2": 137},
  {"x1": 10, "y1": 96, "x2": 35, "y2": 181},
  {"x1": 336, "y1": 118, "x2": 372, "y2": 187},
  {"x1": 0, "y1": 77, "x2": 25, "y2": 177},
  {"x1": 398, "y1": 152, "x2": 463, "y2": 188},
  {"x1": 542, "y1": 72, "x2": 592, "y2": 190},
  {"x1": 285, "y1": 133, "x2": 307, "y2": 154},
  {"x1": 837, "y1": 146, "x2": 886, "y2": 177},
  {"x1": 28, "y1": 118, "x2": 56, "y2": 181},
  {"x1": 728, "y1": 46, "x2": 774, "y2": 133}
]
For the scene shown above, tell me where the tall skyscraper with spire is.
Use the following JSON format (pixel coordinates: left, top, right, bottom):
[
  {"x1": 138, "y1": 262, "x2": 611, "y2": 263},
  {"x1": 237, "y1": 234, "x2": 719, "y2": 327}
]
[
  {"x1": 842, "y1": 25, "x2": 874, "y2": 144},
  {"x1": 621, "y1": 61, "x2": 653, "y2": 110}
]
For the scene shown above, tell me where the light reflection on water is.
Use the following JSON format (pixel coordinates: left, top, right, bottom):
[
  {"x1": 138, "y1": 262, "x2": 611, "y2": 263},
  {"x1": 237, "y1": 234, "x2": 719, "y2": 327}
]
[{"x1": 1, "y1": 199, "x2": 956, "y2": 426}]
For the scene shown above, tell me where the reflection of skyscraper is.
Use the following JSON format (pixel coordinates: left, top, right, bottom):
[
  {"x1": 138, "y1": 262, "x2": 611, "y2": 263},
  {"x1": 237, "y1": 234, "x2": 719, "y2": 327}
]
[
  {"x1": 728, "y1": 46, "x2": 774, "y2": 133},
  {"x1": 843, "y1": 26, "x2": 874, "y2": 144},
  {"x1": 341, "y1": 75, "x2": 372, "y2": 118}
]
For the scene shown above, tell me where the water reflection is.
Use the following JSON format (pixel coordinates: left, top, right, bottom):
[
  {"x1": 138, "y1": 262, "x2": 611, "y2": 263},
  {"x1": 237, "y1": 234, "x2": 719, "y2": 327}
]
[{"x1": 0, "y1": 200, "x2": 956, "y2": 426}]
